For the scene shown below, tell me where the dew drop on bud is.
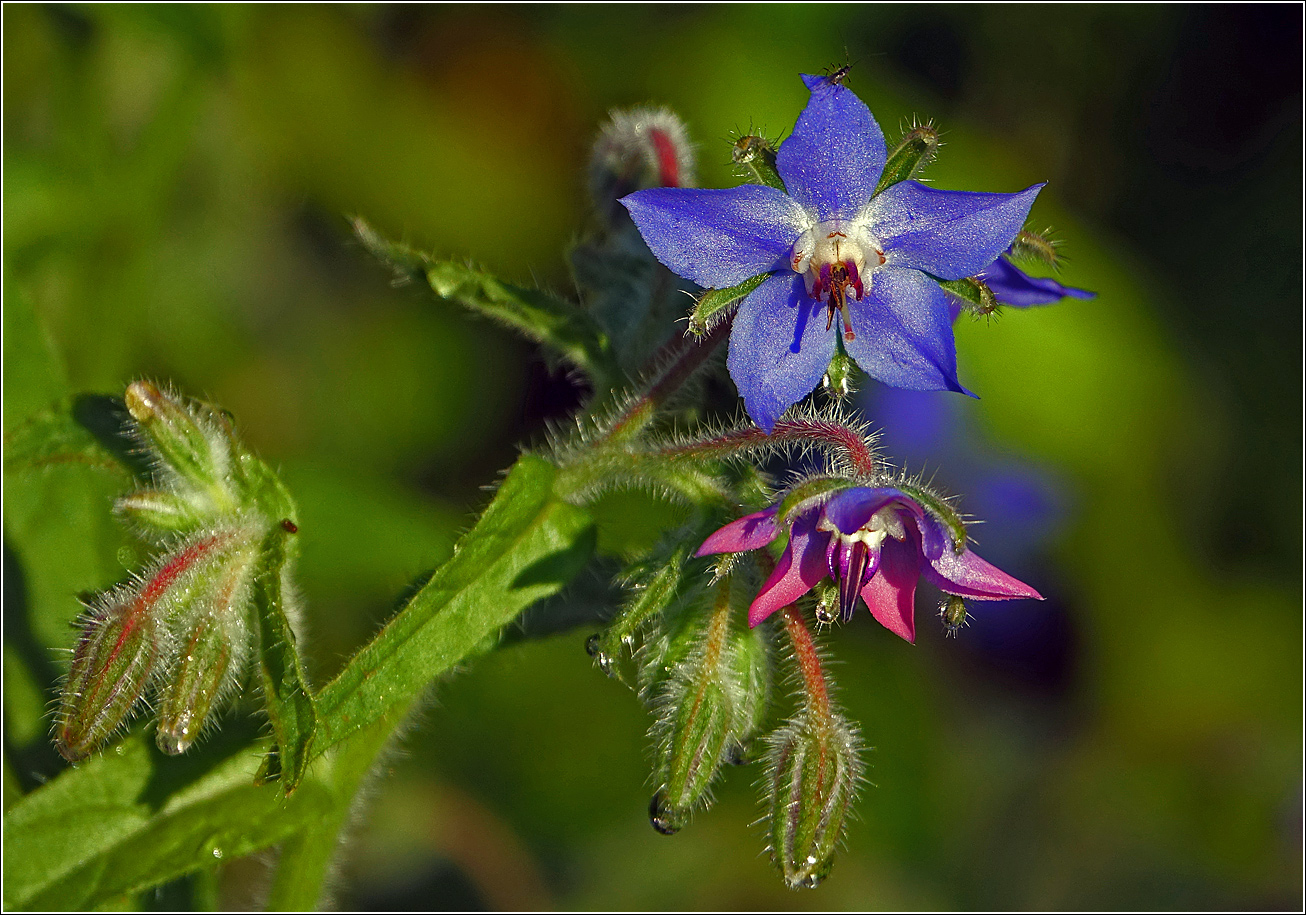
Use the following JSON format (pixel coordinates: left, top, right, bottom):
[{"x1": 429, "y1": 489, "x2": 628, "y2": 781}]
[
  {"x1": 815, "y1": 603, "x2": 836, "y2": 625},
  {"x1": 648, "y1": 790, "x2": 683, "y2": 836},
  {"x1": 584, "y1": 634, "x2": 601, "y2": 657}
]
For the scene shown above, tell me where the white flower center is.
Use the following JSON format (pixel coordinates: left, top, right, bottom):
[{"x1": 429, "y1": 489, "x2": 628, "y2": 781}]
[
  {"x1": 818, "y1": 506, "x2": 906, "y2": 547},
  {"x1": 789, "y1": 219, "x2": 886, "y2": 341}
]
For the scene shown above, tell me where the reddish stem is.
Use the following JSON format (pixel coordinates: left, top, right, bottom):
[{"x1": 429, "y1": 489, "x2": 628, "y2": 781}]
[
  {"x1": 598, "y1": 318, "x2": 731, "y2": 445},
  {"x1": 780, "y1": 604, "x2": 830, "y2": 717},
  {"x1": 657, "y1": 417, "x2": 876, "y2": 477}
]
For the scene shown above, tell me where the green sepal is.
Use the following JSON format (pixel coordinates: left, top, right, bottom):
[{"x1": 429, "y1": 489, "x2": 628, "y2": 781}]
[
  {"x1": 731, "y1": 134, "x2": 785, "y2": 191},
  {"x1": 251, "y1": 525, "x2": 316, "y2": 794},
  {"x1": 777, "y1": 475, "x2": 861, "y2": 524},
  {"x1": 689, "y1": 273, "x2": 770, "y2": 337},
  {"x1": 873, "y1": 121, "x2": 941, "y2": 197},
  {"x1": 766, "y1": 707, "x2": 861, "y2": 890},
  {"x1": 594, "y1": 539, "x2": 699, "y2": 686},
  {"x1": 115, "y1": 489, "x2": 212, "y2": 534},
  {"x1": 938, "y1": 276, "x2": 999, "y2": 318},
  {"x1": 895, "y1": 480, "x2": 967, "y2": 552}
]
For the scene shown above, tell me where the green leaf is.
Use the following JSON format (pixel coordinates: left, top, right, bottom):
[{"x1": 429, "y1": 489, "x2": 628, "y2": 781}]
[
  {"x1": 312, "y1": 455, "x2": 595, "y2": 756},
  {"x1": 353, "y1": 218, "x2": 618, "y2": 389},
  {"x1": 251, "y1": 527, "x2": 318, "y2": 794},
  {"x1": 2, "y1": 397, "x2": 131, "y2": 479},
  {"x1": 1, "y1": 731, "x2": 335, "y2": 910}
]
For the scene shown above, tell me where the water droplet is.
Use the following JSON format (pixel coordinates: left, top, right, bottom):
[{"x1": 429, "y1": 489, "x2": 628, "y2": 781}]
[
  {"x1": 211, "y1": 847, "x2": 223, "y2": 859},
  {"x1": 727, "y1": 742, "x2": 750, "y2": 766},
  {"x1": 815, "y1": 603, "x2": 835, "y2": 624},
  {"x1": 584, "y1": 634, "x2": 601, "y2": 657},
  {"x1": 648, "y1": 790, "x2": 681, "y2": 836},
  {"x1": 799, "y1": 872, "x2": 822, "y2": 889}
]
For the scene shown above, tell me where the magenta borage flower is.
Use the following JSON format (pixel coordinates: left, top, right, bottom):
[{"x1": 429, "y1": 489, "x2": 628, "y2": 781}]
[
  {"x1": 622, "y1": 74, "x2": 1044, "y2": 432},
  {"x1": 977, "y1": 254, "x2": 1096, "y2": 309},
  {"x1": 696, "y1": 485, "x2": 1041, "y2": 642}
]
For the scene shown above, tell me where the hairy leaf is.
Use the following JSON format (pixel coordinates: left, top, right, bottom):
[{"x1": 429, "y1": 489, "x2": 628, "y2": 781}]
[
  {"x1": 312, "y1": 455, "x2": 594, "y2": 755},
  {"x1": 353, "y1": 218, "x2": 617, "y2": 388},
  {"x1": 1, "y1": 731, "x2": 334, "y2": 910}
]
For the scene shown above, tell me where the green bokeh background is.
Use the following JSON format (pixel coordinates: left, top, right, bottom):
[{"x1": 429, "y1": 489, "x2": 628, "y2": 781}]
[{"x1": 4, "y1": 4, "x2": 1300, "y2": 910}]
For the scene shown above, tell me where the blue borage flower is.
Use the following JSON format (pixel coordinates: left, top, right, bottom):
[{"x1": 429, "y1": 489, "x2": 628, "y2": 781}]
[{"x1": 622, "y1": 74, "x2": 1045, "y2": 432}]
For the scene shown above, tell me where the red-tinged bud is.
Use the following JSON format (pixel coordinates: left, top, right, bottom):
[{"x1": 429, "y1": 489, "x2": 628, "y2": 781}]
[
  {"x1": 589, "y1": 107, "x2": 695, "y2": 225},
  {"x1": 54, "y1": 529, "x2": 241, "y2": 761},
  {"x1": 155, "y1": 550, "x2": 257, "y2": 755},
  {"x1": 646, "y1": 575, "x2": 770, "y2": 833},
  {"x1": 764, "y1": 707, "x2": 862, "y2": 890},
  {"x1": 55, "y1": 598, "x2": 161, "y2": 762}
]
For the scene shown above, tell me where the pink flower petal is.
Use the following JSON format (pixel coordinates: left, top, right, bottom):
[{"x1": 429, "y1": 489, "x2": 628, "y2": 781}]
[
  {"x1": 924, "y1": 548, "x2": 1043, "y2": 601},
  {"x1": 696, "y1": 506, "x2": 780, "y2": 557},
  {"x1": 860, "y1": 535, "x2": 923, "y2": 643},
  {"x1": 747, "y1": 515, "x2": 829, "y2": 627}
]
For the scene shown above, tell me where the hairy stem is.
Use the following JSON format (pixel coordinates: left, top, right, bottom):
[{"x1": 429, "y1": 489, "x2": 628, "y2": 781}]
[
  {"x1": 653, "y1": 417, "x2": 877, "y2": 478},
  {"x1": 780, "y1": 604, "x2": 830, "y2": 718},
  {"x1": 595, "y1": 318, "x2": 731, "y2": 447}
]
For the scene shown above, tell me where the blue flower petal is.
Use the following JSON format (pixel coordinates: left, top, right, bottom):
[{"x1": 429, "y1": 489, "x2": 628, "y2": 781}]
[
  {"x1": 776, "y1": 75, "x2": 887, "y2": 221},
  {"x1": 977, "y1": 256, "x2": 1097, "y2": 308},
  {"x1": 869, "y1": 181, "x2": 1044, "y2": 280},
  {"x1": 727, "y1": 274, "x2": 835, "y2": 432},
  {"x1": 621, "y1": 185, "x2": 808, "y2": 289},
  {"x1": 844, "y1": 266, "x2": 973, "y2": 394}
]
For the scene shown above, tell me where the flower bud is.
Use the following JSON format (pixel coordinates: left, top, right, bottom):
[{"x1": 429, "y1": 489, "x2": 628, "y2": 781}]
[
  {"x1": 647, "y1": 579, "x2": 770, "y2": 832},
  {"x1": 116, "y1": 489, "x2": 213, "y2": 534},
  {"x1": 589, "y1": 107, "x2": 694, "y2": 226},
  {"x1": 54, "y1": 528, "x2": 249, "y2": 760},
  {"x1": 939, "y1": 594, "x2": 969, "y2": 637},
  {"x1": 765, "y1": 706, "x2": 863, "y2": 889},
  {"x1": 155, "y1": 552, "x2": 256, "y2": 755},
  {"x1": 55, "y1": 598, "x2": 161, "y2": 762},
  {"x1": 124, "y1": 381, "x2": 235, "y2": 512},
  {"x1": 874, "y1": 119, "x2": 941, "y2": 196}
]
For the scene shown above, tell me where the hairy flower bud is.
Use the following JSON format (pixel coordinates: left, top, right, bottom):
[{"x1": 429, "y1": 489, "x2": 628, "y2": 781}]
[
  {"x1": 765, "y1": 706, "x2": 863, "y2": 889},
  {"x1": 55, "y1": 597, "x2": 161, "y2": 763},
  {"x1": 124, "y1": 381, "x2": 237, "y2": 516},
  {"x1": 646, "y1": 577, "x2": 770, "y2": 833},
  {"x1": 589, "y1": 107, "x2": 694, "y2": 225},
  {"x1": 155, "y1": 549, "x2": 257, "y2": 755},
  {"x1": 940, "y1": 594, "x2": 969, "y2": 637}
]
